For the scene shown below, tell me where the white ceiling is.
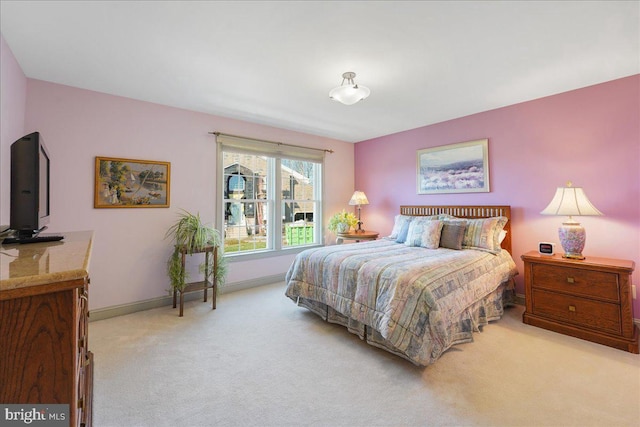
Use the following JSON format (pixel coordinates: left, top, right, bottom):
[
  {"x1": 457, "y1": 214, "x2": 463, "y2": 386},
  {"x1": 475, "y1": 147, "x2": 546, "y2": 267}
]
[{"x1": 1, "y1": 1, "x2": 638, "y2": 143}]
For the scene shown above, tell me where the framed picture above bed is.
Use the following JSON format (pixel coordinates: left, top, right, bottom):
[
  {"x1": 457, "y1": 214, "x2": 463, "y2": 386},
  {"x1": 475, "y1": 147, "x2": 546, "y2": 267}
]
[{"x1": 416, "y1": 139, "x2": 490, "y2": 194}]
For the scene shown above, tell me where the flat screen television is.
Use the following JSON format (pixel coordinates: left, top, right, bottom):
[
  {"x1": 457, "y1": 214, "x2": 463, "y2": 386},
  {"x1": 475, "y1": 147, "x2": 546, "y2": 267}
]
[{"x1": 9, "y1": 132, "x2": 58, "y2": 241}]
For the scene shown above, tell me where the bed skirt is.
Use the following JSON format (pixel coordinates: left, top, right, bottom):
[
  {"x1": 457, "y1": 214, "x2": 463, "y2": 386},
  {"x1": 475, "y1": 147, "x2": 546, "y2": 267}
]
[{"x1": 295, "y1": 279, "x2": 515, "y2": 366}]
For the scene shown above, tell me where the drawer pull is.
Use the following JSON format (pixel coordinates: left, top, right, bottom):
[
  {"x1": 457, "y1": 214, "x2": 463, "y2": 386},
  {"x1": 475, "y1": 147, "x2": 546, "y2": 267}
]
[
  {"x1": 568, "y1": 305, "x2": 576, "y2": 312},
  {"x1": 566, "y1": 277, "x2": 575, "y2": 284}
]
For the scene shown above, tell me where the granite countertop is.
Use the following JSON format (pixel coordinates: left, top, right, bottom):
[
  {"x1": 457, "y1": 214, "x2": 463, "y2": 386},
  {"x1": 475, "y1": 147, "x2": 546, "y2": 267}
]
[{"x1": 0, "y1": 230, "x2": 94, "y2": 291}]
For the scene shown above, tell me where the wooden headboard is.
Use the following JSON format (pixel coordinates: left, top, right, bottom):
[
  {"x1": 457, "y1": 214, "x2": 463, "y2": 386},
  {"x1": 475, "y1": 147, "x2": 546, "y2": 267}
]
[{"x1": 400, "y1": 205, "x2": 512, "y2": 254}]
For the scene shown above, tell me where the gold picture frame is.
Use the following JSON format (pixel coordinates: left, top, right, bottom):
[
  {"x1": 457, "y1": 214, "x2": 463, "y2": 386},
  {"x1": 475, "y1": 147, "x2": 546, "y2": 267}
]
[
  {"x1": 94, "y1": 157, "x2": 170, "y2": 208},
  {"x1": 416, "y1": 139, "x2": 490, "y2": 194}
]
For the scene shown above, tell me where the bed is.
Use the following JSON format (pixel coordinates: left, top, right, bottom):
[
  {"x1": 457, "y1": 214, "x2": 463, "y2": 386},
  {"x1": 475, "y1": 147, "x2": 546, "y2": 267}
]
[{"x1": 284, "y1": 205, "x2": 518, "y2": 366}]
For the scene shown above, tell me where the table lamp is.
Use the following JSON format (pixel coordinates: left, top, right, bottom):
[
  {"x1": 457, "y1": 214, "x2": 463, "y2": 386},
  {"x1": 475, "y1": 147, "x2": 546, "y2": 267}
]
[
  {"x1": 540, "y1": 181, "x2": 602, "y2": 260},
  {"x1": 348, "y1": 191, "x2": 369, "y2": 233}
]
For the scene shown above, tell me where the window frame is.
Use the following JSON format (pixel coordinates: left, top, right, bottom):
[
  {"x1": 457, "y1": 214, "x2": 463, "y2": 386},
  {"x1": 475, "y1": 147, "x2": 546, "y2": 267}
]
[{"x1": 216, "y1": 137, "x2": 324, "y2": 261}]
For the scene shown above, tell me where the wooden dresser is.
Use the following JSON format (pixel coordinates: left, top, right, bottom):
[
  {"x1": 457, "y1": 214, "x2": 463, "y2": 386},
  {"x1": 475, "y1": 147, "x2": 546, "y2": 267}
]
[
  {"x1": 0, "y1": 231, "x2": 94, "y2": 426},
  {"x1": 522, "y1": 251, "x2": 638, "y2": 353}
]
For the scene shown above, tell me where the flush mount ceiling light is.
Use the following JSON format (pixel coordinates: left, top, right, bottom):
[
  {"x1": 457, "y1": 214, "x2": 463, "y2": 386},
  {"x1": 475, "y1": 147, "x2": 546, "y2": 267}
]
[{"x1": 329, "y1": 72, "x2": 370, "y2": 105}]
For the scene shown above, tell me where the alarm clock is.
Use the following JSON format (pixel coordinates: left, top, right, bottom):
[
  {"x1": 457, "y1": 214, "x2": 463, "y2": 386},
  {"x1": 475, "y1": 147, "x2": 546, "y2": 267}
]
[{"x1": 538, "y1": 242, "x2": 555, "y2": 255}]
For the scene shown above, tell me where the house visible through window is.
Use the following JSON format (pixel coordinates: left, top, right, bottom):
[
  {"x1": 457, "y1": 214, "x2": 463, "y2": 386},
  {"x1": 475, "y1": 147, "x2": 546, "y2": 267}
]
[{"x1": 217, "y1": 135, "x2": 324, "y2": 256}]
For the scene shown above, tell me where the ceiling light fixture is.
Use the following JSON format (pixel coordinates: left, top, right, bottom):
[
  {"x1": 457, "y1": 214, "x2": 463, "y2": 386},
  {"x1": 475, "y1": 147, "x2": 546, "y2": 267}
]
[{"x1": 329, "y1": 72, "x2": 370, "y2": 105}]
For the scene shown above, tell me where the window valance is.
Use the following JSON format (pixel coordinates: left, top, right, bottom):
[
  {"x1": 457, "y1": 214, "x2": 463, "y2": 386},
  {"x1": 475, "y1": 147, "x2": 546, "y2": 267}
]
[{"x1": 212, "y1": 132, "x2": 331, "y2": 162}]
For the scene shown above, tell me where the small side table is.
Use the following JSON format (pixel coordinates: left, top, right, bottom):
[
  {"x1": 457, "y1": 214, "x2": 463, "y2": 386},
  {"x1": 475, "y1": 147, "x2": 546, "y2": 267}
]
[
  {"x1": 336, "y1": 230, "x2": 379, "y2": 244},
  {"x1": 172, "y1": 245, "x2": 218, "y2": 317}
]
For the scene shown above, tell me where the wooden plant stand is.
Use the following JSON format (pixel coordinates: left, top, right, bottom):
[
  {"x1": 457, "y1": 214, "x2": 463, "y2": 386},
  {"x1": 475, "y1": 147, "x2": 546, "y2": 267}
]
[{"x1": 172, "y1": 245, "x2": 218, "y2": 317}]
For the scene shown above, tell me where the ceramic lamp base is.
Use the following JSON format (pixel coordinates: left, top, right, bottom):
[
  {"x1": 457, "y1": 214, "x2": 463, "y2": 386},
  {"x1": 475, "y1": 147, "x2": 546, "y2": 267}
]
[{"x1": 558, "y1": 220, "x2": 586, "y2": 260}]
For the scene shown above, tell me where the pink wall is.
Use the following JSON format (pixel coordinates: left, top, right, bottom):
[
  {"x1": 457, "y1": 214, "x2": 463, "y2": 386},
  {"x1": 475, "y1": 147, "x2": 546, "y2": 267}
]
[
  {"x1": 3, "y1": 29, "x2": 637, "y2": 317},
  {"x1": 0, "y1": 34, "x2": 28, "y2": 222},
  {"x1": 1, "y1": 76, "x2": 354, "y2": 310},
  {"x1": 355, "y1": 75, "x2": 640, "y2": 316}
]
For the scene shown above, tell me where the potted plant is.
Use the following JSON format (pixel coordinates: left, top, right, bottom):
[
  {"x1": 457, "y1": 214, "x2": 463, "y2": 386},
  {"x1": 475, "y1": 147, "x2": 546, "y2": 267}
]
[
  {"x1": 328, "y1": 210, "x2": 358, "y2": 234},
  {"x1": 165, "y1": 209, "x2": 227, "y2": 292}
]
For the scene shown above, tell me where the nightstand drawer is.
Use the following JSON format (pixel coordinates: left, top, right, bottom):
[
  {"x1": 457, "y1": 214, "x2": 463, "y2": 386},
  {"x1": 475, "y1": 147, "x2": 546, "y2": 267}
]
[
  {"x1": 531, "y1": 264, "x2": 619, "y2": 302},
  {"x1": 531, "y1": 289, "x2": 622, "y2": 335}
]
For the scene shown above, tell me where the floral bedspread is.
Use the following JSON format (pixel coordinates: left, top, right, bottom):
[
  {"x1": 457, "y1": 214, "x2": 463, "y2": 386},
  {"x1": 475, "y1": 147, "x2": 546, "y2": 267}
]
[{"x1": 285, "y1": 239, "x2": 518, "y2": 365}]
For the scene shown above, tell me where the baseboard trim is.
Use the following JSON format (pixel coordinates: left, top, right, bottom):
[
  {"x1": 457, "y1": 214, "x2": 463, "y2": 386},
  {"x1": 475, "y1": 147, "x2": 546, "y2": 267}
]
[
  {"x1": 514, "y1": 292, "x2": 525, "y2": 306},
  {"x1": 222, "y1": 273, "x2": 286, "y2": 294},
  {"x1": 89, "y1": 273, "x2": 286, "y2": 321},
  {"x1": 90, "y1": 282, "x2": 640, "y2": 327}
]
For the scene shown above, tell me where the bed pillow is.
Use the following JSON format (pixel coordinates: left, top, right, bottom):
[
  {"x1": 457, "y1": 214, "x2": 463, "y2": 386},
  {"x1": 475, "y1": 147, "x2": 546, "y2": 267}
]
[
  {"x1": 405, "y1": 219, "x2": 443, "y2": 249},
  {"x1": 388, "y1": 215, "x2": 413, "y2": 240},
  {"x1": 395, "y1": 217, "x2": 413, "y2": 243},
  {"x1": 438, "y1": 213, "x2": 458, "y2": 220},
  {"x1": 439, "y1": 221, "x2": 467, "y2": 250},
  {"x1": 462, "y1": 216, "x2": 508, "y2": 254},
  {"x1": 389, "y1": 215, "x2": 439, "y2": 243}
]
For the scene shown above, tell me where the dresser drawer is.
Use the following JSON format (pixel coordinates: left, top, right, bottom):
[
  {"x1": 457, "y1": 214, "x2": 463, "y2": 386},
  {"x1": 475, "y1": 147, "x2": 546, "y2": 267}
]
[
  {"x1": 531, "y1": 263, "x2": 619, "y2": 302},
  {"x1": 531, "y1": 288, "x2": 622, "y2": 335}
]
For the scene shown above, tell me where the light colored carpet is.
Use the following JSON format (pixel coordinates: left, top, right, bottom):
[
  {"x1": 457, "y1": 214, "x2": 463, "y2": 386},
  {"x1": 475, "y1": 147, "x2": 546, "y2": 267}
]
[{"x1": 90, "y1": 282, "x2": 640, "y2": 427}]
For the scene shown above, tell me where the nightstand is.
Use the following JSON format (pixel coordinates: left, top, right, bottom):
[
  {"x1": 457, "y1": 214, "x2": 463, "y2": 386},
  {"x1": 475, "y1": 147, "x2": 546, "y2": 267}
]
[
  {"x1": 521, "y1": 251, "x2": 638, "y2": 353},
  {"x1": 336, "y1": 230, "x2": 379, "y2": 244}
]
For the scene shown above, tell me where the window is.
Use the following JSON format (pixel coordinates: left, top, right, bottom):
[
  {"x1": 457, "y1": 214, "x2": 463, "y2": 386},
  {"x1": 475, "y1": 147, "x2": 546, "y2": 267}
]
[{"x1": 217, "y1": 134, "x2": 324, "y2": 257}]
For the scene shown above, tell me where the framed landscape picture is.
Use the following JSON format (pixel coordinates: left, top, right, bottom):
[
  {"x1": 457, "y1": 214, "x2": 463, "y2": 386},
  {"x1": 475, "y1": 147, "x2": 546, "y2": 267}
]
[
  {"x1": 94, "y1": 157, "x2": 170, "y2": 208},
  {"x1": 416, "y1": 139, "x2": 489, "y2": 194}
]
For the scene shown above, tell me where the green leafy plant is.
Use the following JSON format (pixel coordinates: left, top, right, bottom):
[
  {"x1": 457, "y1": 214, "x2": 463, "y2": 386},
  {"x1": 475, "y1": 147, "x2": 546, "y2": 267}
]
[
  {"x1": 165, "y1": 210, "x2": 226, "y2": 292},
  {"x1": 328, "y1": 210, "x2": 358, "y2": 233}
]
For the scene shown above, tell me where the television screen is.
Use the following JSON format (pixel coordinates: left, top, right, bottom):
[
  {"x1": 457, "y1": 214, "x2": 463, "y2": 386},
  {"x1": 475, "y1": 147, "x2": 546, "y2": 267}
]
[
  {"x1": 39, "y1": 144, "x2": 50, "y2": 220},
  {"x1": 9, "y1": 132, "x2": 51, "y2": 239}
]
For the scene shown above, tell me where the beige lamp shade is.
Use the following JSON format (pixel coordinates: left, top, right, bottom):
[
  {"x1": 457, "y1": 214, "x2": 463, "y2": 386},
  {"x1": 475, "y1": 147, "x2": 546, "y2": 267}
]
[
  {"x1": 349, "y1": 191, "x2": 369, "y2": 206},
  {"x1": 540, "y1": 184, "x2": 603, "y2": 217},
  {"x1": 540, "y1": 182, "x2": 602, "y2": 260}
]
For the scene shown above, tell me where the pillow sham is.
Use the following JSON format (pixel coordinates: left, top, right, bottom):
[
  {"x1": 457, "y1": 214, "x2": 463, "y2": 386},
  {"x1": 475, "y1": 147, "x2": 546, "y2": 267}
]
[
  {"x1": 405, "y1": 219, "x2": 443, "y2": 249},
  {"x1": 389, "y1": 214, "x2": 439, "y2": 243},
  {"x1": 439, "y1": 221, "x2": 466, "y2": 250},
  {"x1": 395, "y1": 218, "x2": 413, "y2": 243},
  {"x1": 388, "y1": 215, "x2": 413, "y2": 240},
  {"x1": 462, "y1": 216, "x2": 508, "y2": 254}
]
